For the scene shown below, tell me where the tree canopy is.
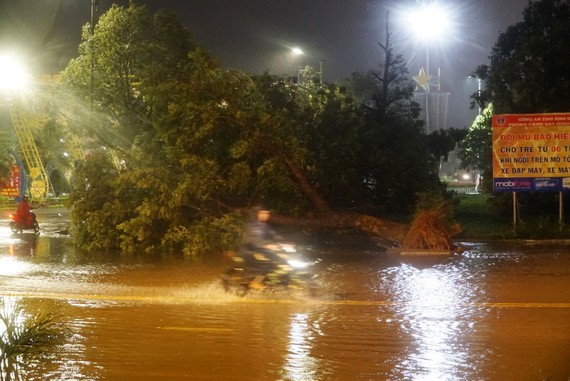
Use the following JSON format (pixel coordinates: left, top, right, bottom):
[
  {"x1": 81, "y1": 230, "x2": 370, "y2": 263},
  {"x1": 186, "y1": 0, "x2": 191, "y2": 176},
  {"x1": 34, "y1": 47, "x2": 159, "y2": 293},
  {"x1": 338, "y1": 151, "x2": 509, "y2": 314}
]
[
  {"x1": 462, "y1": 0, "x2": 570, "y2": 211},
  {"x1": 56, "y1": 4, "x2": 456, "y2": 254},
  {"x1": 457, "y1": 104, "x2": 494, "y2": 192},
  {"x1": 473, "y1": 0, "x2": 570, "y2": 114}
]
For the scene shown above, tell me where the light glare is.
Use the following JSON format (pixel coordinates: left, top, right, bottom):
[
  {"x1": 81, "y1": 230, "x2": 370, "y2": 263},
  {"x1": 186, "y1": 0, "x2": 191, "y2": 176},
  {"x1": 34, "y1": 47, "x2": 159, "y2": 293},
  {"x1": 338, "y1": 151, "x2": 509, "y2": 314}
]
[
  {"x1": 0, "y1": 53, "x2": 30, "y2": 92},
  {"x1": 0, "y1": 256, "x2": 31, "y2": 276},
  {"x1": 291, "y1": 47, "x2": 304, "y2": 56},
  {"x1": 408, "y1": 4, "x2": 450, "y2": 41}
]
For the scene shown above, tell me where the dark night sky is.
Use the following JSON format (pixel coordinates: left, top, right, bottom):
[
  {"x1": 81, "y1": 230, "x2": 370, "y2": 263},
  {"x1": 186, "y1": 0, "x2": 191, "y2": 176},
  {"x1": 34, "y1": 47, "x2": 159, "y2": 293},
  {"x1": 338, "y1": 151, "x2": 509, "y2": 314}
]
[{"x1": 0, "y1": 0, "x2": 531, "y2": 127}]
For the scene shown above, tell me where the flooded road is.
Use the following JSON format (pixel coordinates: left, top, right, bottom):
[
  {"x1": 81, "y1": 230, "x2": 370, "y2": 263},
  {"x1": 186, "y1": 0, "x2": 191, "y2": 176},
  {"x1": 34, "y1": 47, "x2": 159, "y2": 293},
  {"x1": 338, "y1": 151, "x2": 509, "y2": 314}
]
[{"x1": 1, "y1": 209, "x2": 570, "y2": 380}]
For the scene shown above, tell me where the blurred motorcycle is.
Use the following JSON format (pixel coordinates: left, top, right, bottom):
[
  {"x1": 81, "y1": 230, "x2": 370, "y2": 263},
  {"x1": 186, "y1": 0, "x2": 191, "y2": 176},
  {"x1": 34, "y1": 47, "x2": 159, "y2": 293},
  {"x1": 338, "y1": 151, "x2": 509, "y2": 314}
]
[
  {"x1": 221, "y1": 242, "x2": 318, "y2": 296},
  {"x1": 9, "y1": 212, "x2": 40, "y2": 234}
]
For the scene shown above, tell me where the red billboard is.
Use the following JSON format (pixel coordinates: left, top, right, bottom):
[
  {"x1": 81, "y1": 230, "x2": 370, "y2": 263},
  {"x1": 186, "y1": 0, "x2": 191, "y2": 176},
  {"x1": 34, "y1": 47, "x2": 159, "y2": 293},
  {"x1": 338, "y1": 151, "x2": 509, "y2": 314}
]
[{"x1": 0, "y1": 165, "x2": 21, "y2": 198}]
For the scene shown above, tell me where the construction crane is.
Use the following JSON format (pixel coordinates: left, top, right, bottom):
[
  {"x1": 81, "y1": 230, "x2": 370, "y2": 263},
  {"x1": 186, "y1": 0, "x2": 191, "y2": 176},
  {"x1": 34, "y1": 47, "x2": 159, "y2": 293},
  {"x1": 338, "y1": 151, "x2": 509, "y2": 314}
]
[
  {"x1": 0, "y1": 53, "x2": 51, "y2": 203},
  {"x1": 1, "y1": 53, "x2": 122, "y2": 204},
  {"x1": 9, "y1": 103, "x2": 50, "y2": 203}
]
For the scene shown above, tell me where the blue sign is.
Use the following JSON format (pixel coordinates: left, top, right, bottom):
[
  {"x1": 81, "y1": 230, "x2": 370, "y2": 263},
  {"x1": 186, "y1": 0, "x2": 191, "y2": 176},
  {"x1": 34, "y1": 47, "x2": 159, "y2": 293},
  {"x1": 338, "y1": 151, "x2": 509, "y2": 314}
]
[{"x1": 493, "y1": 177, "x2": 570, "y2": 192}]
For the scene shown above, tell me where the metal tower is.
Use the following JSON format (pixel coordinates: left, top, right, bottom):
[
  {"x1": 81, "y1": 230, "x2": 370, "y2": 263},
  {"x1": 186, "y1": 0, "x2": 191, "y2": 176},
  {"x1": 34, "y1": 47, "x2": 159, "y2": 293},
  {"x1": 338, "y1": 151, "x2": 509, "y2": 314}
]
[{"x1": 9, "y1": 105, "x2": 50, "y2": 203}]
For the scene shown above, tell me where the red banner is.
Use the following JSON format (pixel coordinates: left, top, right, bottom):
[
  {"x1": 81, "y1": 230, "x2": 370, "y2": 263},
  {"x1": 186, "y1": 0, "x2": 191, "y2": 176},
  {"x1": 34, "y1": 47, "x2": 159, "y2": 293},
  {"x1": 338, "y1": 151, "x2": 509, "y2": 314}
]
[{"x1": 0, "y1": 165, "x2": 21, "y2": 198}]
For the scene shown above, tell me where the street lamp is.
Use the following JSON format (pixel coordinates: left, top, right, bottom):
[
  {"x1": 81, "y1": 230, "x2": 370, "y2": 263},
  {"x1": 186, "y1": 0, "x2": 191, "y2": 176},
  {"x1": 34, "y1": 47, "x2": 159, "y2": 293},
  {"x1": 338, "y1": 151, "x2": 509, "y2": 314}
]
[
  {"x1": 291, "y1": 47, "x2": 304, "y2": 56},
  {"x1": 290, "y1": 47, "x2": 305, "y2": 83},
  {"x1": 407, "y1": 3, "x2": 450, "y2": 78},
  {"x1": 408, "y1": 3, "x2": 450, "y2": 41},
  {"x1": 0, "y1": 53, "x2": 31, "y2": 94},
  {"x1": 289, "y1": 46, "x2": 323, "y2": 85},
  {"x1": 400, "y1": 2, "x2": 453, "y2": 133}
]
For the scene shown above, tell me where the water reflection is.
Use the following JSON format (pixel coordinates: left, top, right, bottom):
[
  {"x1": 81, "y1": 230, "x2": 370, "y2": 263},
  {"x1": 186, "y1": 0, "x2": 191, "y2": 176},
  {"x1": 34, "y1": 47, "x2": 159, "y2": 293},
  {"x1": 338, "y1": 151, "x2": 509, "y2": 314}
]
[
  {"x1": 283, "y1": 313, "x2": 319, "y2": 380},
  {"x1": 0, "y1": 256, "x2": 31, "y2": 276},
  {"x1": 382, "y1": 261, "x2": 489, "y2": 380},
  {"x1": 1, "y1": 225, "x2": 570, "y2": 379},
  {"x1": 44, "y1": 316, "x2": 104, "y2": 381},
  {"x1": 10, "y1": 235, "x2": 39, "y2": 257}
]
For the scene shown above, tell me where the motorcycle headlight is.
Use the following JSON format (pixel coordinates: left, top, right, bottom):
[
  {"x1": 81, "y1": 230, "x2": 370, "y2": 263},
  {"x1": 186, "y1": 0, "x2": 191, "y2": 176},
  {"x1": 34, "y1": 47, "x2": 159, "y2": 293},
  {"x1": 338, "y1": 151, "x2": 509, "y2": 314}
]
[
  {"x1": 279, "y1": 244, "x2": 296, "y2": 253},
  {"x1": 287, "y1": 259, "x2": 309, "y2": 269}
]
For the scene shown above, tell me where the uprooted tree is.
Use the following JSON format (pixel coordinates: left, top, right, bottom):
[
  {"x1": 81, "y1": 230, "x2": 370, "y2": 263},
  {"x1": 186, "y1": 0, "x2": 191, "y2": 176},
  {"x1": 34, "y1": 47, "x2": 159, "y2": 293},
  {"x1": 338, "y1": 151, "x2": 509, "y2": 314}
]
[{"x1": 59, "y1": 5, "x2": 459, "y2": 255}]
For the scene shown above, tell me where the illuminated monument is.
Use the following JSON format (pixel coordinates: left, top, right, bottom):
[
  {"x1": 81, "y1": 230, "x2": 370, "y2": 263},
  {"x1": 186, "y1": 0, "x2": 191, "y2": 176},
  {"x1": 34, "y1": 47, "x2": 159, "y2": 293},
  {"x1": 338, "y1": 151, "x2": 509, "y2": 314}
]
[{"x1": 413, "y1": 67, "x2": 450, "y2": 133}]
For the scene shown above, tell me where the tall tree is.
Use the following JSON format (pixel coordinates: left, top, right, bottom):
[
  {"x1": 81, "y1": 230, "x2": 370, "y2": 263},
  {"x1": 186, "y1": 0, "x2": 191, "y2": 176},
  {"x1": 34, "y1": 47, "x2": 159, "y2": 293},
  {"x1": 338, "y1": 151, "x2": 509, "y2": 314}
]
[
  {"x1": 464, "y1": 0, "x2": 570, "y2": 212},
  {"x1": 62, "y1": 4, "x2": 197, "y2": 156},
  {"x1": 349, "y1": 11, "x2": 441, "y2": 212},
  {"x1": 302, "y1": 82, "x2": 366, "y2": 209},
  {"x1": 63, "y1": 4, "x2": 241, "y2": 253},
  {"x1": 457, "y1": 104, "x2": 494, "y2": 192},
  {"x1": 475, "y1": 0, "x2": 570, "y2": 114}
]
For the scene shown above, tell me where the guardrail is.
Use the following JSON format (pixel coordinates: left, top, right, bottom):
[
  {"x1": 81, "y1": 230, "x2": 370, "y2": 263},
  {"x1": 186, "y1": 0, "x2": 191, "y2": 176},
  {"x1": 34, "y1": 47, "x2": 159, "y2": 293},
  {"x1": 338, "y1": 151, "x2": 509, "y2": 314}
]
[{"x1": 447, "y1": 186, "x2": 478, "y2": 194}]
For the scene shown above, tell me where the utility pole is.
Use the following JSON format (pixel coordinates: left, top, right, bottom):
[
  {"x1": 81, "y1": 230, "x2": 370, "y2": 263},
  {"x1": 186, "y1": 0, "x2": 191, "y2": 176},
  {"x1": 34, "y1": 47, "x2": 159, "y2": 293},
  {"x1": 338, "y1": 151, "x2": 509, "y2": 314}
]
[{"x1": 90, "y1": 1, "x2": 98, "y2": 112}]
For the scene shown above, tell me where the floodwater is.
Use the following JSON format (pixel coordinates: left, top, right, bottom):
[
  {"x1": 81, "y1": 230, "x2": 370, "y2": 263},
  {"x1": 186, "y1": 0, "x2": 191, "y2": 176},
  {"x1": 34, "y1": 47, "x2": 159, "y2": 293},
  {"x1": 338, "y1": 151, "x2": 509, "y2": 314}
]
[{"x1": 1, "y1": 209, "x2": 570, "y2": 380}]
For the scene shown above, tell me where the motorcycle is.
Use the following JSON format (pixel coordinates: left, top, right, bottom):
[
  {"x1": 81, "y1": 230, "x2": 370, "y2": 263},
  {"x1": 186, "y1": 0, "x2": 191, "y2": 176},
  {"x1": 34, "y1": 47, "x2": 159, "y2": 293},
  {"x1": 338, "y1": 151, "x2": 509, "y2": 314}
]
[
  {"x1": 221, "y1": 242, "x2": 318, "y2": 296},
  {"x1": 9, "y1": 212, "x2": 40, "y2": 234}
]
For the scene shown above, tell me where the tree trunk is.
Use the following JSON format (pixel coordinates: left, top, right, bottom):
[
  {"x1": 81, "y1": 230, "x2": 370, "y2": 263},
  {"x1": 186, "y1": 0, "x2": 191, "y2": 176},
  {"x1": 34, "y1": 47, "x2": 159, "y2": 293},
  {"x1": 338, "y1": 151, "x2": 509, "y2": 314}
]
[
  {"x1": 270, "y1": 211, "x2": 408, "y2": 245},
  {"x1": 277, "y1": 150, "x2": 458, "y2": 251}
]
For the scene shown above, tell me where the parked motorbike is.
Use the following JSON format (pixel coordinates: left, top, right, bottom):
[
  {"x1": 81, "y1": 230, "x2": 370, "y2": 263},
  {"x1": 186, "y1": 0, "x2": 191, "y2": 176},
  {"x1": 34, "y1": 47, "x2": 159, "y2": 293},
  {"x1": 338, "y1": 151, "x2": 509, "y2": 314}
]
[
  {"x1": 9, "y1": 212, "x2": 40, "y2": 234},
  {"x1": 221, "y1": 242, "x2": 318, "y2": 296}
]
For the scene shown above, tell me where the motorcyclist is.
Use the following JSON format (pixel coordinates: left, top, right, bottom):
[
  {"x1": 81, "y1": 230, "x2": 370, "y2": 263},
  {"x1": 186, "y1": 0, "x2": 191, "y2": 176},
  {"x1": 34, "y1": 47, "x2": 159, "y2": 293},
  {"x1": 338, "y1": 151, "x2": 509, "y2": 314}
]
[
  {"x1": 15, "y1": 195, "x2": 34, "y2": 226},
  {"x1": 221, "y1": 207, "x2": 314, "y2": 294},
  {"x1": 240, "y1": 208, "x2": 286, "y2": 289},
  {"x1": 242, "y1": 208, "x2": 281, "y2": 247}
]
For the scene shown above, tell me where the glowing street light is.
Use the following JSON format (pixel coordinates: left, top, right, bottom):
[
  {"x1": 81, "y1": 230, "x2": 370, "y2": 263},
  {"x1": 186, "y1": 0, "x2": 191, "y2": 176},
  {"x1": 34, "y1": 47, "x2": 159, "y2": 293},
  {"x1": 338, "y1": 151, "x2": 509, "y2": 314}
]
[
  {"x1": 407, "y1": 3, "x2": 451, "y2": 43},
  {"x1": 0, "y1": 53, "x2": 31, "y2": 94},
  {"x1": 291, "y1": 47, "x2": 304, "y2": 56},
  {"x1": 405, "y1": 2, "x2": 452, "y2": 80},
  {"x1": 289, "y1": 46, "x2": 323, "y2": 85},
  {"x1": 0, "y1": 52, "x2": 50, "y2": 203},
  {"x1": 399, "y1": 2, "x2": 454, "y2": 133}
]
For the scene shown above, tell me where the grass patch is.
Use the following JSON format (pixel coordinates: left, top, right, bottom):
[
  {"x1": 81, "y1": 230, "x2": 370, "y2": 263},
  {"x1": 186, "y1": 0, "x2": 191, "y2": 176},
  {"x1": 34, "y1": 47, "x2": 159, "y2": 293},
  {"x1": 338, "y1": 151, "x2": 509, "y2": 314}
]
[
  {"x1": 454, "y1": 193, "x2": 511, "y2": 239},
  {"x1": 454, "y1": 193, "x2": 570, "y2": 240}
]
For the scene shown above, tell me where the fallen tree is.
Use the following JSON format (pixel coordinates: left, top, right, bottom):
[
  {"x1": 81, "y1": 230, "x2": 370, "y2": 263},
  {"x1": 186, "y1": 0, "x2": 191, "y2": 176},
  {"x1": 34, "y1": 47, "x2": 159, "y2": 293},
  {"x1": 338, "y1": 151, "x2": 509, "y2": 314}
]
[
  {"x1": 270, "y1": 152, "x2": 461, "y2": 252},
  {"x1": 257, "y1": 12, "x2": 462, "y2": 252},
  {"x1": 269, "y1": 209, "x2": 461, "y2": 252}
]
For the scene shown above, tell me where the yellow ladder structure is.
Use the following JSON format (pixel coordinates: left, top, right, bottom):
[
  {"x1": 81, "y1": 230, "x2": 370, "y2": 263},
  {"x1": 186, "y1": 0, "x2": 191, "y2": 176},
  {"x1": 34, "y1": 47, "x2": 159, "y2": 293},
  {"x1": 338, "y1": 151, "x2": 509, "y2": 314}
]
[
  {"x1": 10, "y1": 105, "x2": 50, "y2": 203},
  {"x1": 70, "y1": 134, "x2": 86, "y2": 159}
]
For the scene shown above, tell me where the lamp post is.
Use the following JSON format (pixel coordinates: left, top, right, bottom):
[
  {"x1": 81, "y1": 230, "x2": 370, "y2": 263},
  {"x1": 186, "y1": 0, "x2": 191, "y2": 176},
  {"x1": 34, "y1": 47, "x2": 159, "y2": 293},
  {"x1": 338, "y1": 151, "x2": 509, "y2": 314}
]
[
  {"x1": 291, "y1": 47, "x2": 304, "y2": 83},
  {"x1": 408, "y1": 2, "x2": 449, "y2": 68},
  {"x1": 90, "y1": 1, "x2": 99, "y2": 126},
  {"x1": 406, "y1": 2, "x2": 451, "y2": 133},
  {"x1": 290, "y1": 46, "x2": 323, "y2": 85},
  {"x1": 469, "y1": 75, "x2": 482, "y2": 115}
]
